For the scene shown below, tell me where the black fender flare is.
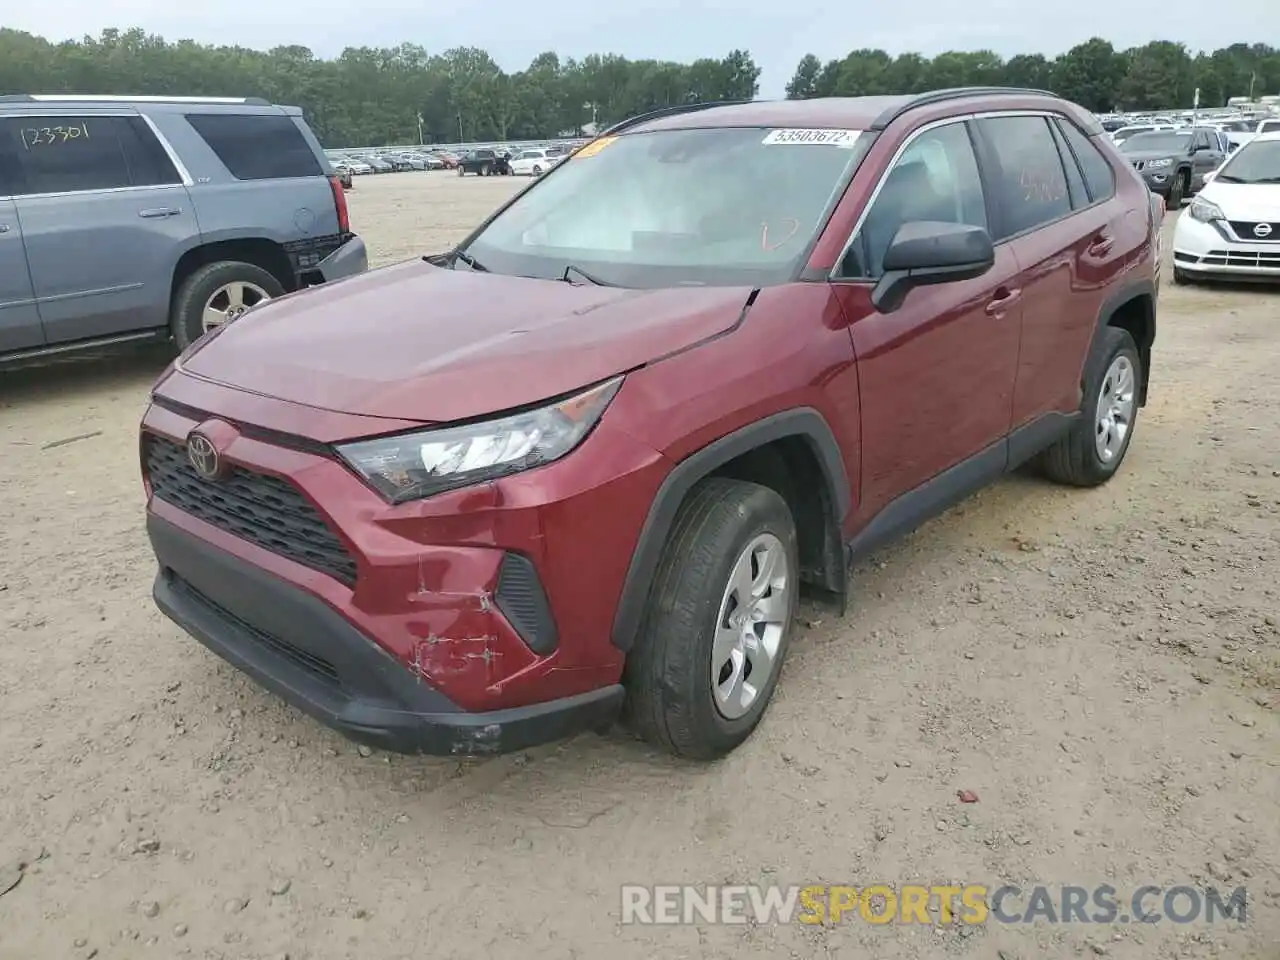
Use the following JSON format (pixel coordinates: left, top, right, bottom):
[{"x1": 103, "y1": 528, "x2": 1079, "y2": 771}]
[
  {"x1": 610, "y1": 407, "x2": 851, "y2": 652},
  {"x1": 1090, "y1": 275, "x2": 1157, "y2": 404}
]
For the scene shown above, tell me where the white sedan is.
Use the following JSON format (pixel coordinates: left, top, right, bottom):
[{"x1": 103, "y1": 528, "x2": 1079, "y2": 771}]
[
  {"x1": 509, "y1": 150, "x2": 559, "y2": 177},
  {"x1": 1172, "y1": 132, "x2": 1280, "y2": 284}
]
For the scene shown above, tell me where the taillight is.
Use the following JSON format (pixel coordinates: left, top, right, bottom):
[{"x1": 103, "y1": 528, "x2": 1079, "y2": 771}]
[{"x1": 329, "y1": 175, "x2": 350, "y2": 233}]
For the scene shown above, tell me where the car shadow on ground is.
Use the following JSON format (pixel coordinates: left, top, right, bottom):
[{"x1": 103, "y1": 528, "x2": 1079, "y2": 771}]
[{"x1": 0, "y1": 344, "x2": 174, "y2": 407}]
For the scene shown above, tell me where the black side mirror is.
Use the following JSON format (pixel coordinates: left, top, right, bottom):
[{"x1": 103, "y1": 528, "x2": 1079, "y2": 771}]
[
  {"x1": 1192, "y1": 142, "x2": 1210, "y2": 153},
  {"x1": 871, "y1": 221, "x2": 996, "y2": 313}
]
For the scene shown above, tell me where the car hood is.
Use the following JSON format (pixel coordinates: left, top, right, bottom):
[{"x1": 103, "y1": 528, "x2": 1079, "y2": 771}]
[
  {"x1": 1199, "y1": 181, "x2": 1280, "y2": 220},
  {"x1": 180, "y1": 258, "x2": 754, "y2": 423}
]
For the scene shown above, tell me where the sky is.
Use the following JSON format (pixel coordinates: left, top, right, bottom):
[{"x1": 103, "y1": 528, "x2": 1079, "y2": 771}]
[{"x1": 6, "y1": 0, "x2": 1279, "y2": 97}]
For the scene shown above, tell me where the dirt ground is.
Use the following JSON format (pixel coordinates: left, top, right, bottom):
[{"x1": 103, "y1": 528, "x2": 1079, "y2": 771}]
[{"x1": 1, "y1": 171, "x2": 1277, "y2": 960}]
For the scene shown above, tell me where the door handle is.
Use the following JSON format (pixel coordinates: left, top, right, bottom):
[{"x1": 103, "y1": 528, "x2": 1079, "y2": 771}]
[
  {"x1": 985, "y1": 287, "x2": 1021, "y2": 316},
  {"x1": 138, "y1": 207, "x2": 181, "y2": 219},
  {"x1": 0, "y1": 224, "x2": 9, "y2": 233},
  {"x1": 1088, "y1": 234, "x2": 1115, "y2": 256}
]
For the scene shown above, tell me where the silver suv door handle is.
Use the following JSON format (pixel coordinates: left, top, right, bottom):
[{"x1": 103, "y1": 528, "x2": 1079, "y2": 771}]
[
  {"x1": 0, "y1": 224, "x2": 10, "y2": 233},
  {"x1": 138, "y1": 207, "x2": 181, "y2": 219}
]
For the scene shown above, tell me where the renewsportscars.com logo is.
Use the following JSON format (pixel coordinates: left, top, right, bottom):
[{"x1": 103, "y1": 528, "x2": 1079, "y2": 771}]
[{"x1": 620, "y1": 884, "x2": 1248, "y2": 926}]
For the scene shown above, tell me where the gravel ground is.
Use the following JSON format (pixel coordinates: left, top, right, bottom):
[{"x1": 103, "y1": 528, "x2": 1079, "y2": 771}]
[{"x1": 1, "y1": 171, "x2": 1277, "y2": 960}]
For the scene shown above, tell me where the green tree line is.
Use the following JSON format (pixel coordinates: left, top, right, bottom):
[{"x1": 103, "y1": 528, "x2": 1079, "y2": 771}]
[
  {"x1": 0, "y1": 28, "x2": 760, "y2": 147},
  {"x1": 787, "y1": 38, "x2": 1280, "y2": 113},
  {"x1": 1, "y1": 28, "x2": 1276, "y2": 149}
]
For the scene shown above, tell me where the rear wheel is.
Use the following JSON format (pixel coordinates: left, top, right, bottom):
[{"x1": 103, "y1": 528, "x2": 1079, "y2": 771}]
[
  {"x1": 457, "y1": 166, "x2": 464, "y2": 177},
  {"x1": 1038, "y1": 326, "x2": 1141, "y2": 487},
  {"x1": 624, "y1": 477, "x2": 798, "y2": 760},
  {"x1": 480, "y1": 163, "x2": 491, "y2": 176},
  {"x1": 171, "y1": 261, "x2": 285, "y2": 351}
]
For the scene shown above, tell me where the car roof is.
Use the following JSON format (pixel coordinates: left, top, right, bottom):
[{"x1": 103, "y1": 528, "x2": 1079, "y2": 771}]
[{"x1": 621, "y1": 88, "x2": 1101, "y2": 136}]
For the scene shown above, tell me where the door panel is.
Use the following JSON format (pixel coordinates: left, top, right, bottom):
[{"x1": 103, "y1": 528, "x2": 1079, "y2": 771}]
[
  {"x1": 1006, "y1": 210, "x2": 1117, "y2": 425},
  {"x1": 831, "y1": 244, "x2": 1023, "y2": 522},
  {"x1": 0, "y1": 199, "x2": 44, "y2": 352},
  {"x1": 971, "y1": 113, "x2": 1117, "y2": 428},
  {"x1": 17, "y1": 185, "x2": 197, "y2": 343}
]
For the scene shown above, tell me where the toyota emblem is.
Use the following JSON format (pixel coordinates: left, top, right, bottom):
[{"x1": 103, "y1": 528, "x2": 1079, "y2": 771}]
[
  {"x1": 186, "y1": 433, "x2": 222, "y2": 480},
  {"x1": 1254, "y1": 222, "x2": 1273, "y2": 238}
]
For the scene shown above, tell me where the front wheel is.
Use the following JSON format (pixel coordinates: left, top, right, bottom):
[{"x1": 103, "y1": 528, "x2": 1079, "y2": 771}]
[
  {"x1": 1165, "y1": 172, "x2": 1187, "y2": 210},
  {"x1": 532, "y1": 165, "x2": 542, "y2": 176},
  {"x1": 623, "y1": 477, "x2": 798, "y2": 760},
  {"x1": 1038, "y1": 326, "x2": 1141, "y2": 487}
]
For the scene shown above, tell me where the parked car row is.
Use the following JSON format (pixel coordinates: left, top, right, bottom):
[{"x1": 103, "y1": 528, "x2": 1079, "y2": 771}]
[
  {"x1": 331, "y1": 149, "x2": 460, "y2": 179},
  {"x1": 324, "y1": 138, "x2": 588, "y2": 181}
]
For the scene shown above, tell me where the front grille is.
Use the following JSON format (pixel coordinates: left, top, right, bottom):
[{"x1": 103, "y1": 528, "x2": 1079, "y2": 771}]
[
  {"x1": 145, "y1": 435, "x2": 358, "y2": 586},
  {"x1": 172, "y1": 573, "x2": 341, "y2": 688},
  {"x1": 1197, "y1": 248, "x2": 1280, "y2": 270},
  {"x1": 1227, "y1": 221, "x2": 1280, "y2": 242}
]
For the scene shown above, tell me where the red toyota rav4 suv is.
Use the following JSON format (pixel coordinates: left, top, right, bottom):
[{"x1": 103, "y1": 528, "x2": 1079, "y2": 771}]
[{"x1": 141, "y1": 88, "x2": 1161, "y2": 760}]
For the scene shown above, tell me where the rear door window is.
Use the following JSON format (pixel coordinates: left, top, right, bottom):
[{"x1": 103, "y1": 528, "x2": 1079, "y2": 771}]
[
  {"x1": 185, "y1": 113, "x2": 323, "y2": 180},
  {"x1": 1048, "y1": 122, "x2": 1088, "y2": 210},
  {"x1": 974, "y1": 115, "x2": 1072, "y2": 240},
  {"x1": 0, "y1": 115, "x2": 180, "y2": 196},
  {"x1": 1054, "y1": 119, "x2": 1116, "y2": 204}
]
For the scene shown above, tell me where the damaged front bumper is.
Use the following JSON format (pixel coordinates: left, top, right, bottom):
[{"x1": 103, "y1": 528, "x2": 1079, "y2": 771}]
[{"x1": 149, "y1": 514, "x2": 623, "y2": 755}]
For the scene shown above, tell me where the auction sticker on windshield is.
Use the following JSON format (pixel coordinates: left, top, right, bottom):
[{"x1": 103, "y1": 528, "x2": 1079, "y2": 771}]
[{"x1": 762, "y1": 129, "x2": 862, "y2": 147}]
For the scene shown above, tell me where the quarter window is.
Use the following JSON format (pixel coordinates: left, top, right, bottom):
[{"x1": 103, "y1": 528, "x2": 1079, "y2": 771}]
[
  {"x1": 0, "y1": 115, "x2": 180, "y2": 196},
  {"x1": 1049, "y1": 121, "x2": 1088, "y2": 210},
  {"x1": 1055, "y1": 119, "x2": 1115, "y2": 203},
  {"x1": 185, "y1": 113, "x2": 322, "y2": 181},
  {"x1": 975, "y1": 115, "x2": 1072, "y2": 239},
  {"x1": 842, "y1": 121, "x2": 987, "y2": 278}
]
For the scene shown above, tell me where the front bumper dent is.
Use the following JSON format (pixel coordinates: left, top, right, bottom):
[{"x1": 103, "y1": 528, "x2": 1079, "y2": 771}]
[{"x1": 149, "y1": 514, "x2": 623, "y2": 755}]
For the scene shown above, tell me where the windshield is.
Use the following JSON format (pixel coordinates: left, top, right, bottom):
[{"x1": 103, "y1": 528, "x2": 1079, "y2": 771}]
[
  {"x1": 1215, "y1": 138, "x2": 1280, "y2": 184},
  {"x1": 462, "y1": 127, "x2": 874, "y2": 287},
  {"x1": 1120, "y1": 131, "x2": 1191, "y2": 153},
  {"x1": 520, "y1": 151, "x2": 542, "y2": 160}
]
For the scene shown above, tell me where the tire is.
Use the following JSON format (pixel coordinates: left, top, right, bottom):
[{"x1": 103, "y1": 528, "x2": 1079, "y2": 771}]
[
  {"x1": 457, "y1": 166, "x2": 465, "y2": 177},
  {"x1": 170, "y1": 260, "x2": 286, "y2": 351},
  {"x1": 623, "y1": 477, "x2": 799, "y2": 760},
  {"x1": 1038, "y1": 326, "x2": 1141, "y2": 488},
  {"x1": 1172, "y1": 266, "x2": 1191, "y2": 285},
  {"x1": 481, "y1": 164, "x2": 491, "y2": 176},
  {"x1": 532, "y1": 165, "x2": 542, "y2": 176},
  {"x1": 1165, "y1": 171, "x2": 1187, "y2": 210}
]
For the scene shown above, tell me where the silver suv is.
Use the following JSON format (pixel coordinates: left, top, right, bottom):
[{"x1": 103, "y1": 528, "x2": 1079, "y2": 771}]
[{"x1": 0, "y1": 94, "x2": 368, "y2": 363}]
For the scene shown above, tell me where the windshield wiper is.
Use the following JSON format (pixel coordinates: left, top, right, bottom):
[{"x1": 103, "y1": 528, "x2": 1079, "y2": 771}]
[
  {"x1": 561, "y1": 263, "x2": 618, "y2": 287},
  {"x1": 451, "y1": 249, "x2": 489, "y2": 272}
]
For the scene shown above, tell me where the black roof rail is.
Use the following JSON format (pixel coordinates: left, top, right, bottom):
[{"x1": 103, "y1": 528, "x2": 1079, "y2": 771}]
[
  {"x1": 600, "y1": 99, "x2": 758, "y2": 137},
  {"x1": 869, "y1": 86, "x2": 1063, "y2": 130}
]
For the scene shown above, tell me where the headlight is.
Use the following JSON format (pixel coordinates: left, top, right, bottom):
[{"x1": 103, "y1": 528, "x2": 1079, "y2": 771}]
[
  {"x1": 1189, "y1": 197, "x2": 1225, "y2": 223},
  {"x1": 1146, "y1": 158, "x2": 1173, "y2": 168},
  {"x1": 337, "y1": 377, "x2": 623, "y2": 503}
]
